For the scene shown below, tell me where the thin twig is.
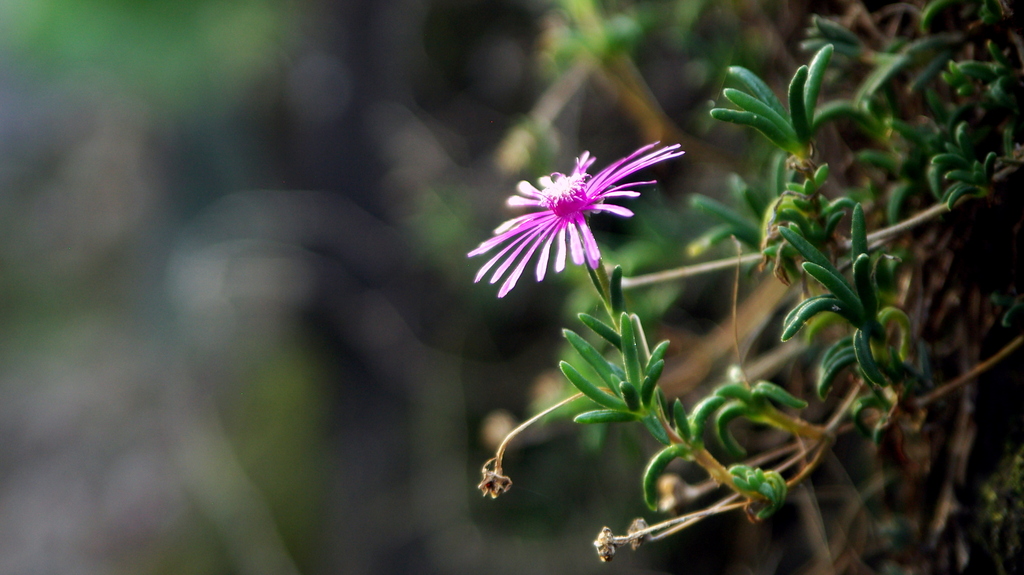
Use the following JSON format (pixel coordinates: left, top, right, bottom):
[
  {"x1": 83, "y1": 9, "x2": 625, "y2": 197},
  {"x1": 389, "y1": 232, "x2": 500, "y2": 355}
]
[
  {"x1": 494, "y1": 392, "x2": 585, "y2": 469},
  {"x1": 623, "y1": 202, "x2": 952, "y2": 289},
  {"x1": 622, "y1": 253, "x2": 763, "y2": 288},
  {"x1": 646, "y1": 498, "x2": 746, "y2": 541},
  {"x1": 910, "y1": 333, "x2": 1024, "y2": 409},
  {"x1": 480, "y1": 392, "x2": 586, "y2": 497}
]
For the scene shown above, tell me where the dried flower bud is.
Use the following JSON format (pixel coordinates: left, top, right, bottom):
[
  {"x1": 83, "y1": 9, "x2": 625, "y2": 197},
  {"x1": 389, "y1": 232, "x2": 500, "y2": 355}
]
[
  {"x1": 627, "y1": 518, "x2": 649, "y2": 550},
  {"x1": 594, "y1": 527, "x2": 618, "y2": 562},
  {"x1": 479, "y1": 458, "x2": 513, "y2": 498}
]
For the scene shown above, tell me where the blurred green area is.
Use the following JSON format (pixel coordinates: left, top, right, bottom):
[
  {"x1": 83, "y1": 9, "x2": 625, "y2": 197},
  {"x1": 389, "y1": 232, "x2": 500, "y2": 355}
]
[{"x1": 0, "y1": 0, "x2": 291, "y2": 110}]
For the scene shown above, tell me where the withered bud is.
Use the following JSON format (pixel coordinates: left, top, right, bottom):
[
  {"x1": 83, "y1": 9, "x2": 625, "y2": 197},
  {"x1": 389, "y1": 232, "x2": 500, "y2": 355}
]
[
  {"x1": 479, "y1": 463, "x2": 513, "y2": 498},
  {"x1": 594, "y1": 527, "x2": 618, "y2": 562},
  {"x1": 627, "y1": 518, "x2": 649, "y2": 550}
]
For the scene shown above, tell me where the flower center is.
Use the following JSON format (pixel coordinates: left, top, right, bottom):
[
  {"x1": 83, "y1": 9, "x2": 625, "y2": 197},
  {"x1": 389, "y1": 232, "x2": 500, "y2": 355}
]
[{"x1": 541, "y1": 173, "x2": 589, "y2": 217}]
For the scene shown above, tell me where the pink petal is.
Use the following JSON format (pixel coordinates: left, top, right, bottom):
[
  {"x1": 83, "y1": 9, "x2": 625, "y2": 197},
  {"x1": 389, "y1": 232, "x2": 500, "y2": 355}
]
[
  {"x1": 568, "y1": 223, "x2": 585, "y2": 265},
  {"x1": 507, "y1": 196, "x2": 541, "y2": 207},
  {"x1": 516, "y1": 181, "x2": 545, "y2": 199},
  {"x1": 535, "y1": 230, "x2": 556, "y2": 281},
  {"x1": 554, "y1": 227, "x2": 568, "y2": 272},
  {"x1": 489, "y1": 226, "x2": 546, "y2": 284},
  {"x1": 602, "y1": 190, "x2": 642, "y2": 199},
  {"x1": 589, "y1": 204, "x2": 634, "y2": 217},
  {"x1": 474, "y1": 230, "x2": 533, "y2": 282},
  {"x1": 499, "y1": 233, "x2": 547, "y2": 297},
  {"x1": 575, "y1": 215, "x2": 601, "y2": 267}
]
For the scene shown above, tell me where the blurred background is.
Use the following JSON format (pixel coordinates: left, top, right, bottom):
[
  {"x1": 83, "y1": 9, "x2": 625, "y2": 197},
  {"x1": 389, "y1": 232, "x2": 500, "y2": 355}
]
[{"x1": 0, "y1": 0, "x2": 815, "y2": 573}]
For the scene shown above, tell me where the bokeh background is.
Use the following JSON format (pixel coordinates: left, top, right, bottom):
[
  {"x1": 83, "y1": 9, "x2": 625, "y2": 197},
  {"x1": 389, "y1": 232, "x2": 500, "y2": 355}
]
[{"x1": 0, "y1": 0, "x2": 835, "y2": 573}]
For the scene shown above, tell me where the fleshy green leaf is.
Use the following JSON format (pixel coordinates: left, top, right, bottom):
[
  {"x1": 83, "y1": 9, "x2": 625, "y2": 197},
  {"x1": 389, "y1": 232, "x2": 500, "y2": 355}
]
[
  {"x1": 752, "y1": 381, "x2": 808, "y2": 409},
  {"x1": 727, "y1": 66, "x2": 788, "y2": 118},
  {"x1": 579, "y1": 313, "x2": 621, "y2": 349},
  {"x1": 620, "y1": 312, "x2": 642, "y2": 389},
  {"x1": 575, "y1": 409, "x2": 641, "y2": 424},
  {"x1": 560, "y1": 361, "x2": 628, "y2": 411},
  {"x1": 803, "y1": 262, "x2": 866, "y2": 324},
  {"x1": 643, "y1": 444, "x2": 690, "y2": 510},
  {"x1": 714, "y1": 401, "x2": 748, "y2": 459},
  {"x1": 789, "y1": 66, "x2": 811, "y2": 142},
  {"x1": 564, "y1": 329, "x2": 619, "y2": 387}
]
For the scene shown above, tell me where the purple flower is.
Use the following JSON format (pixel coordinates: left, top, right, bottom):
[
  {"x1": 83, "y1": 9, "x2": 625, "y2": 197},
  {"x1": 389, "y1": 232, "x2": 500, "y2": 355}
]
[{"x1": 469, "y1": 142, "x2": 683, "y2": 297}]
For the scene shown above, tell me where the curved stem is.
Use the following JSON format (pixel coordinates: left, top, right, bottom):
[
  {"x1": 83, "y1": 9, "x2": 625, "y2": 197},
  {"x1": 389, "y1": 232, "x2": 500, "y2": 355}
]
[{"x1": 493, "y1": 392, "x2": 585, "y2": 471}]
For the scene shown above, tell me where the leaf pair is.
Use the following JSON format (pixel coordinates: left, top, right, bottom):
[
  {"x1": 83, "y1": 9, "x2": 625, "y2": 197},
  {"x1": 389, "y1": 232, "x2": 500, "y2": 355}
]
[{"x1": 711, "y1": 45, "x2": 834, "y2": 157}]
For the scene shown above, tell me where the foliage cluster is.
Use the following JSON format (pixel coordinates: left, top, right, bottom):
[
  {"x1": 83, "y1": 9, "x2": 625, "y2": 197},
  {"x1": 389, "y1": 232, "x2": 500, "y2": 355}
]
[{"x1": 475, "y1": 0, "x2": 1024, "y2": 572}]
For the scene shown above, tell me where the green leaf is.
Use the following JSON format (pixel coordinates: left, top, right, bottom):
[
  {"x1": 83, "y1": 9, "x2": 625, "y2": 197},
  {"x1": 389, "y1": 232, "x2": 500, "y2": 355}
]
[
  {"x1": 852, "y1": 254, "x2": 878, "y2": 319},
  {"x1": 560, "y1": 361, "x2": 628, "y2": 411},
  {"x1": 630, "y1": 314, "x2": 651, "y2": 367},
  {"x1": 643, "y1": 361, "x2": 665, "y2": 406},
  {"x1": 920, "y1": 0, "x2": 961, "y2": 30},
  {"x1": 957, "y1": 61, "x2": 998, "y2": 82},
  {"x1": 782, "y1": 295, "x2": 847, "y2": 341},
  {"x1": 817, "y1": 348, "x2": 857, "y2": 399},
  {"x1": 724, "y1": 88, "x2": 796, "y2": 140},
  {"x1": 715, "y1": 382, "x2": 753, "y2": 403},
  {"x1": 776, "y1": 208, "x2": 814, "y2": 238},
  {"x1": 955, "y1": 122, "x2": 975, "y2": 158},
  {"x1": 851, "y1": 396, "x2": 886, "y2": 439},
  {"x1": 1002, "y1": 303, "x2": 1024, "y2": 327},
  {"x1": 853, "y1": 328, "x2": 888, "y2": 386},
  {"x1": 672, "y1": 399, "x2": 691, "y2": 442},
  {"x1": 945, "y1": 183, "x2": 977, "y2": 209},
  {"x1": 578, "y1": 313, "x2": 621, "y2": 349},
  {"x1": 810, "y1": 16, "x2": 862, "y2": 53},
  {"x1": 648, "y1": 340, "x2": 670, "y2": 372},
  {"x1": 689, "y1": 395, "x2": 728, "y2": 445},
  {"x1": 727, "y1": 66, "x2": 788, "y2": 118},
  {"x1": 643, "y1": 444, "x2": 690, "y2": 510},
  {"x1": 620, "y1": 380, "x2": 641, "y2": 411},
  {"x1": 752, "y1": 381, "x2": 808, "y2": 409},
  {"x1": 564, "y1": 329, "x2": 619, "y2": 387},
  {"x1": 643, "y1": 413, "x2": 671, "y2": 446},
  {"x1": 788, "y1": 66, "x2": 811, "y2": 142},
  {"x1": 803, "y1": 262, "x2": 866, "y2": 324},
  {"x1": 824, "y1": 210, "x2": 846, "y2": 238},
  {"x1": 575, "y1": 409, "x2": 640, "y2": 424},
  {"x1": 710, "y1": 108, "x2": 801, "y2": 152},
  {"x1": 945, "y1": 169, "x2": 985, "y2": 185},
  {"x1": 804, "y1": 44, "x2": 834, "y2": 128},
  {"x1": 610, "y1": 266, "x2": 625, "y2": 316},
  {"x1": 714, "y1": 401, "x2": 748, "y2": 458},
  {"x1": 778, "y1": 225, "x2": 836, "y2": 273},
  {"x1": 851, "y1": 203, "x2": 868, "y2": 258},
  {"x1": 619, "y1": 312, "x2": 642, "y2": 389},
  {"x1": 821, "y1": 335, "x2": 854, "y2": 366},
  {"x1": 932, "y1": 153, "x2": 972, "y2": 170}
]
